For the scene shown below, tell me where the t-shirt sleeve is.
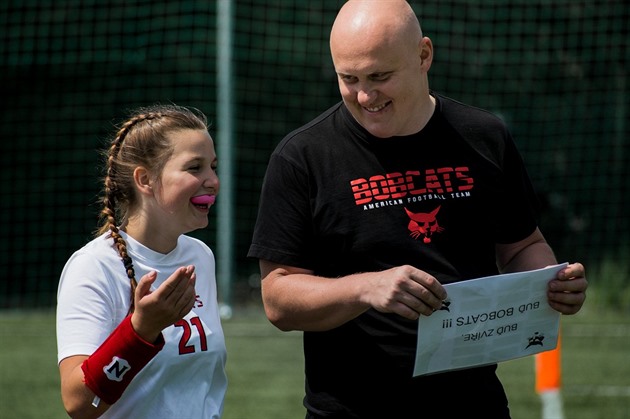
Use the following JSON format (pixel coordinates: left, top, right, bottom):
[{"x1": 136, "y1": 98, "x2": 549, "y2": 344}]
[
  {"x1": 493, "y1": 132, "x2": 540, "y2": 244},
  {"x1": 438, "y1": 95, "x2": 540, "y2": 245},
  {"x1": 248, "y1": 151, "x2": 315, "y2": 269}
]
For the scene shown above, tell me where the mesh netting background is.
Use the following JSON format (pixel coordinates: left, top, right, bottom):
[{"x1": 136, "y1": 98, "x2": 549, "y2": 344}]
[{"x1": 1, "y1": 0, "x2": 627, "y2": 308}]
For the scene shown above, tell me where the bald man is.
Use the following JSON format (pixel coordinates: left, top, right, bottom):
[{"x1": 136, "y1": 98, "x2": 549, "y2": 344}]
[{"x1": 249, "y1": 1, "x2": 587, "y2": 417}]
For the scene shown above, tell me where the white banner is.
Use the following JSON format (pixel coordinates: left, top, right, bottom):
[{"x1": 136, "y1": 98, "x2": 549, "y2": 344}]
[{"x1": 413, "y1": 263, "x2": 567, "y2": 377}]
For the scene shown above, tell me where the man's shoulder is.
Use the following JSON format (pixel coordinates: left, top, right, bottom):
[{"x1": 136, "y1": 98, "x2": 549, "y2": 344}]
[
  {"x1": 274, "y1": 101, "x2": 345, "y2": 154},
  {"x1": 287, "y1": 101, "x2": 344, "y2": 138},
  {"x1": 435, "y1": 93, "x2": 510, "y2": 146},
  {"x1": 433, "y1": 93, "x2": 514, "y2": 164},
  {"x1": 437, "y1": 93, "x2": 506, "y2": 129}
]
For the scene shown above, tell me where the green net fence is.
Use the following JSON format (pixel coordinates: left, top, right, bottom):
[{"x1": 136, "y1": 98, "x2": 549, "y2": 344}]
[{"x1": 1, "y1": 0, "x2": 627, "y2": 308}]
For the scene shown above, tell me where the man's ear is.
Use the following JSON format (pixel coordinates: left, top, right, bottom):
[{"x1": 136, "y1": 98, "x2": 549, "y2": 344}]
[
  {"x1": 133, "y1": 166, "x2": 154, "y2": 196},
  {"x1": 419, "y1": 37, "x2": 433, "y2": 70}
]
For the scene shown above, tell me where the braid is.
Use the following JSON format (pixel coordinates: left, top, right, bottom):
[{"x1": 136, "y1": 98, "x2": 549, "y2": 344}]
[
  {"x1": 101, "y1": 116, "x2": 144, "y2": 314},
  {"x1": 114, "y1": 231, "x2": 137, "y2": 314},
  {"x1": 95, "y1": 104, "x2": 209, "y2": 314},
  {"x1": 100, "y1": 112, "x2": 161, "y2": 313}
]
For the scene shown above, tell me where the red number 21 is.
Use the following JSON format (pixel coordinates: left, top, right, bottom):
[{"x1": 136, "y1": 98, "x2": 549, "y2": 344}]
[{"x1": 174, "y1": 316, "x2": 208, "y2": 355}]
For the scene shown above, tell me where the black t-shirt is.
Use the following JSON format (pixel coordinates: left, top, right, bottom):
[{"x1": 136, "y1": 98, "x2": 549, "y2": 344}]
[{"x1": 248, "y1": 94, "x2": 537, "y2": 417}]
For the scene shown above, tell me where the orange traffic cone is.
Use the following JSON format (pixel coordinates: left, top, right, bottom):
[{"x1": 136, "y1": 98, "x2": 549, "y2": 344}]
[{"x1": 535, "y1": 330, "x2": 564, "y2": 419}]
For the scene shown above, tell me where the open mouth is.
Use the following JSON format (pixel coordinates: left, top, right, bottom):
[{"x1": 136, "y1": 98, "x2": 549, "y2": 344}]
[
  {"x1": 365, "y1": 101, "x2": 391, "y2": 113},
  {"x1": 190, "y1": 194, "x2": 216, "y2": 210}
]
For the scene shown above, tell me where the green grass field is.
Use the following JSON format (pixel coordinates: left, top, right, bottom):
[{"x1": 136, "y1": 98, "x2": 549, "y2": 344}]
[{"x1": 1, "y1": 302, "x2": 628, "y2": 419}]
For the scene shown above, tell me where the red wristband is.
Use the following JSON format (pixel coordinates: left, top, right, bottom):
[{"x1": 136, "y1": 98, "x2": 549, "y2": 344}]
[{"x1": 81, "y1": 315, "x2": 165, "y2": 405}]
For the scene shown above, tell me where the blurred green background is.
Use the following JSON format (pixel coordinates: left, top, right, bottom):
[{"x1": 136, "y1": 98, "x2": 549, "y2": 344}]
[{"x1": 1, "y1": 0, "x2": 628, "y2": 309}]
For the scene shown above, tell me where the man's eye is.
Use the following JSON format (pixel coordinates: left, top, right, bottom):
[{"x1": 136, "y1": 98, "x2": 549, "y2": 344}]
[
  {"x1": 340, "y1": 75, "x2": 357, "y2": 83},
  {"x1": 371, "y1": 74, "x2": 390, "y2": 81}
]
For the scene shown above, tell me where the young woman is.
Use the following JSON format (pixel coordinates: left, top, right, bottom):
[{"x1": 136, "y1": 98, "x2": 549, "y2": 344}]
[{"x1": 56, "y1": 104, "x2": 227, "y2": 418}]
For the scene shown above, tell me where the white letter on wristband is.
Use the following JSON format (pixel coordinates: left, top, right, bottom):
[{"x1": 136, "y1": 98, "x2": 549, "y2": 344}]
[
  {"x1": 81, "y1": 315, "x2": 165, "y2": 405},
  {"x1": 103, "y1": 356, "x2": 131, "y2": 382}
]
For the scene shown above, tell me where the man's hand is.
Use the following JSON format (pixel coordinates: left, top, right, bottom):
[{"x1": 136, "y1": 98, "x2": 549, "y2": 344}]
[
  {"x1": 363, "y1": 265, "x2": 447, "y2": 320},
  {"x1": 547, "y1": 262, "x2": 587, "y2": 315}
]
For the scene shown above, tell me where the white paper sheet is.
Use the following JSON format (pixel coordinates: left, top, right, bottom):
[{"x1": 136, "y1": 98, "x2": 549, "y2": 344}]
[{"x1": 413, "y1": 263, "x2": 568, "y2": 377}]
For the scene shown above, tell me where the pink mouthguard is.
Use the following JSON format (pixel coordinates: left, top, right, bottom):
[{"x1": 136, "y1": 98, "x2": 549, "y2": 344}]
[{"x1": 190, "y1": 195, "x2": 216, "y2": 205}]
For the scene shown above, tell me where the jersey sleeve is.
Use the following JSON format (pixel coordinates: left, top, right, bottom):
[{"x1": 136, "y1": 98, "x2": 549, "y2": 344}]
[{"x1": 56, "y1": 250, "x2": 126, "y2": 363}]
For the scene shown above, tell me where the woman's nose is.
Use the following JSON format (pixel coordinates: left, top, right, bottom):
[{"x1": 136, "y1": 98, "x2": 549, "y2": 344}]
[{"x1": 204, "y1": 171, "x2": 220, "y2": 190}]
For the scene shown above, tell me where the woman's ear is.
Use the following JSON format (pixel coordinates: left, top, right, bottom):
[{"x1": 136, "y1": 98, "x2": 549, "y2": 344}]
[{"x1": 133, "y1": 166, "x2": 154, "y2": 196}]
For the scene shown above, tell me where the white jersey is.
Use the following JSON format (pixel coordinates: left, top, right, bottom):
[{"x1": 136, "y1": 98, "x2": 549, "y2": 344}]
[{"x1": 57, "y1": 231, "x2": 227, "y2": 418}]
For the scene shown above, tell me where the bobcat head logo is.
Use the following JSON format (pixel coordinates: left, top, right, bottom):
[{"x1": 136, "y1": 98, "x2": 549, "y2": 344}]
[{"x1": 404, "y1": 205, "x2": 444, "y2": 244}]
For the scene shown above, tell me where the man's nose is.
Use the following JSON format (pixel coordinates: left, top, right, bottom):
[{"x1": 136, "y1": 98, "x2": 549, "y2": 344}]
[{"x1": 357, "y1": 86, "x2": 376, "y2": 105}]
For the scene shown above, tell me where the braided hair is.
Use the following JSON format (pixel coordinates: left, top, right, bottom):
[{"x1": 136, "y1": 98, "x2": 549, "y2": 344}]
[{"x1": 96, "y1": 104, "x2": 208, "y2": 314}]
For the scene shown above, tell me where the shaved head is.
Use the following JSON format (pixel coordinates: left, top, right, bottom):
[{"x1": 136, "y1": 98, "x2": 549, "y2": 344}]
[{"x1": 330, "y1": 0, "x2": 422, "y2": 54}]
